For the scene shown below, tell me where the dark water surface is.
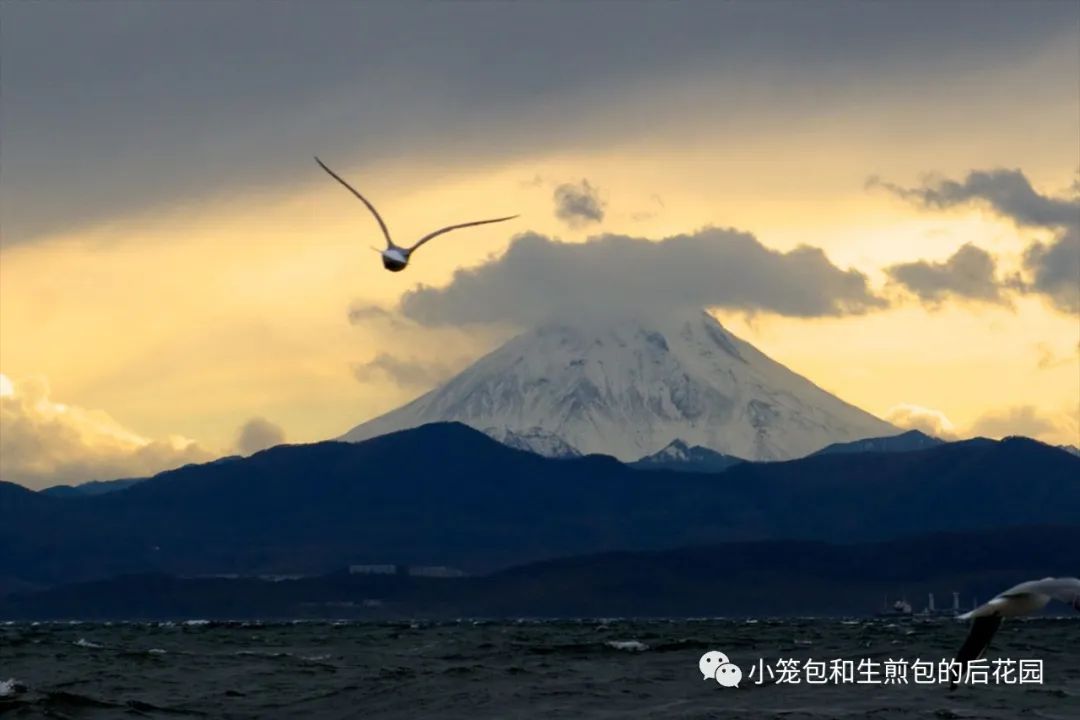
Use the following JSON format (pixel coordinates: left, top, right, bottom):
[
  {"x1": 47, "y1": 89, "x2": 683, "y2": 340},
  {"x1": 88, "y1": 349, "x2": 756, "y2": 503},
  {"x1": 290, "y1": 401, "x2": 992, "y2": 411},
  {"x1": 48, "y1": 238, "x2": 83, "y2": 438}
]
[{"x1": 2, "y1": 618, "x2": 1077, "y2": 718}]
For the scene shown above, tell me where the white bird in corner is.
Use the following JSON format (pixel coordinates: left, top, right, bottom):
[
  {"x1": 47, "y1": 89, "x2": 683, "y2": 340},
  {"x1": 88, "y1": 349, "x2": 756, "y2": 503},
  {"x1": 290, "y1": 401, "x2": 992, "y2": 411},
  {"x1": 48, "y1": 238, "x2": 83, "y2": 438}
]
[
  {"x1": 315, "y1": 156, "x2": 519, "y2": 272},
  {"x1": 952, "y1": 577, "x2": 1080, "y2": 688}
]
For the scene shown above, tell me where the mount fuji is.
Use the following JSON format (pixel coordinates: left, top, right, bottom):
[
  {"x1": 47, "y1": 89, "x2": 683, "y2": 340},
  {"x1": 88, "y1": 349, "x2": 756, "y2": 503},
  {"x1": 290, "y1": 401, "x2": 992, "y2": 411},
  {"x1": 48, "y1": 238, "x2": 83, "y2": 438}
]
[{"x1": 341, "y1": 311, "x2": 898, "y2": 461}]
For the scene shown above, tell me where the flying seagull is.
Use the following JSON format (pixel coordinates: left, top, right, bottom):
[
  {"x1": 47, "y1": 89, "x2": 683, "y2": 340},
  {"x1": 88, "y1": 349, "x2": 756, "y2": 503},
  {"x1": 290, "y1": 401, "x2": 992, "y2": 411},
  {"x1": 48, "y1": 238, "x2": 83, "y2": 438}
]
[
  {"x1": 315, "y1": 156, "x2": 518, "y2": 272},
  {"x1": 952, "y1": 577, "x2": 1080, "y2": 688}
]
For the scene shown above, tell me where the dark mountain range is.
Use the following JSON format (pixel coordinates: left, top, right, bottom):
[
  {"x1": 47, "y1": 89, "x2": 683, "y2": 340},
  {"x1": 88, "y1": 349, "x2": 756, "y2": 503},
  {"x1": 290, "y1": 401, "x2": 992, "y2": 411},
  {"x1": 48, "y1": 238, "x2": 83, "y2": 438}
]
[
  {"x1": 2, "y1": 423, "x2": 1077, "y2": 587},
  {"x1": 40, "y1": 478, "x2": 144, "y2": 498},
  {"x1": 3, "y1": 526, "x2": 1076, "y2": 620},
  {"x1": 812, "y1": 429, "x2": 944, "y2": 456},
  {"x1": 36, "y1": 455, "x2": 246, "y2": 498}
]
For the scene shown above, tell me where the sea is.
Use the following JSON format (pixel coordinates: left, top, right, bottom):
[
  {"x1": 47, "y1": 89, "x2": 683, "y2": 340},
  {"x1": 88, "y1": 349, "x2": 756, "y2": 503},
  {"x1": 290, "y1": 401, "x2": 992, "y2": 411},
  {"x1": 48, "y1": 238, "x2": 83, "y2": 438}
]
[{"x1": 1, "y1": 617, "x2": 1077, "y2": 719}]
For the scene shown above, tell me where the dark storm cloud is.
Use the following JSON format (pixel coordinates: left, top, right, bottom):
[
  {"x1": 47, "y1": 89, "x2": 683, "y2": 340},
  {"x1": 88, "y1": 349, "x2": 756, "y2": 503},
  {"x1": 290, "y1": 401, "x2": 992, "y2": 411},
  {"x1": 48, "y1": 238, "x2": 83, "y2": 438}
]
[
  {"x1": 871, "y1": 168, "x2": 1079, "y2": 313},
  {"x1": 868, "y1": 169, "x2": 1077, "y2": 228},
  {"x1": 1023, "y1": 225, "x2": 1079, "y2": 313},
  {"x1": 2, "y1": 2, "x2": 1075, "y2": 243},
  {"x1": 235, "y1": 417, "x2": 286, "y2": 455},
  {"x1": 885, "y1": 244, "x2": 1008, "y2": 305},
  {"x1": 398, "y1": 229, "x2": 885, "y2": 326},
  {"x1": 554, "y1": 180, "x2": 605, "y2": 227}
]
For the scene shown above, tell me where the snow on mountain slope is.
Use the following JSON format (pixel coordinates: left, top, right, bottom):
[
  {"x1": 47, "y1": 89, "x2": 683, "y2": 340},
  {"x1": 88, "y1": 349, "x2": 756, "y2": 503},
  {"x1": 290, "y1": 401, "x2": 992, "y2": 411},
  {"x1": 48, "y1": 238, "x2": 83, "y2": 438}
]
[
  {"x1": 341, "y1": 311, "x2": 898, "y2": 461},
  {"x1": 484, "y1": 426, "x2": 582, "y2": 458}
]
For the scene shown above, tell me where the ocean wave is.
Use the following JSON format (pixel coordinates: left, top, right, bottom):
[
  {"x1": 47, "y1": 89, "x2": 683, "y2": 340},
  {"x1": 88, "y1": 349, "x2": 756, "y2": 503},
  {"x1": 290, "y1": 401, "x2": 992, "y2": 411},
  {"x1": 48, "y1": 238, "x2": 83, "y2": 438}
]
[
  {"x1": 651, "y1": 638, "x2": 712, "y2": 652},
  {"x1": 605, "y1": 640, "x2": 649, "y2": 652},
  {"x1": 41, "y1": 690, "x2": 118, "y2": 709},
  {"x1": 235, "y1": 650, "x2": 292, "y2": 658},
  {"x1": 0, "y1": 678, "x2": 27, "y2": 698},
  {"x1": 73, "y1": 638, "x2": 103, "y2": 648}
]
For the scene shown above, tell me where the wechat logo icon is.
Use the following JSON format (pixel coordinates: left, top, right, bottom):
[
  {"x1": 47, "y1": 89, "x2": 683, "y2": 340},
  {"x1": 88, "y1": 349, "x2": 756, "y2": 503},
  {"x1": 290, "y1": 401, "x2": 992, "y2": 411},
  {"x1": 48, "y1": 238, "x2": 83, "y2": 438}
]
[{"x1": 699, "y1": 650, "x2": 742, "y2": 688}]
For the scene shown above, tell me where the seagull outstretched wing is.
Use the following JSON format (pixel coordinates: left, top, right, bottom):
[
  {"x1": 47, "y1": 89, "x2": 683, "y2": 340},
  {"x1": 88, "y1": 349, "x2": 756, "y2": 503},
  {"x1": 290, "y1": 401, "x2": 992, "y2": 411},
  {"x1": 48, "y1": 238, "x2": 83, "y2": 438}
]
[
  {"x1": 314, "y1": 156, "x2": 394, "y2": 249},
  {"x1": 950, "y1": 577, "x2": 1080, "y2": 690},
  {"x1": 1029, "y1": 577, "x2": 1080, "y2": 608},
  {"x1": 956, "y1": 615, "x2": 1002, "y2": 665},
  {"x1": 406, "y1": 215, "x2": 519, "y2": 254},
  {"x1": 951, "y1": 614, "x2": 1003, "y2": 690}
]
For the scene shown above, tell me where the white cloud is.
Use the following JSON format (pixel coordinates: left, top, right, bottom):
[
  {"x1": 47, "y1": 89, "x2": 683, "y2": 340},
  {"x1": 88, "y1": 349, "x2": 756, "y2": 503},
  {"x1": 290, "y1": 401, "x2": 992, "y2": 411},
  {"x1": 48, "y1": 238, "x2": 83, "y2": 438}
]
[
  {"x1": 0, "y1": 373, "x2": 214, "y2": 490},
  {"x1": 967, "y1": 405, "x2": 1061, "y2": 441},
  {"x1": 884, "y1": 403, "x2": 958, "y2": 440},
  {"x1": 886, "y1": 400, "x2": 1077, "y2": 445}
]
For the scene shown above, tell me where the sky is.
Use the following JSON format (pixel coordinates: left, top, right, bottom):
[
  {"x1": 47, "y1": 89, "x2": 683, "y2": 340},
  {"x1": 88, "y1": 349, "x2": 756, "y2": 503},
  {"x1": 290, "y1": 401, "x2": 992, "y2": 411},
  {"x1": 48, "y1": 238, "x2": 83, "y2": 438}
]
[{"x1": 1, "y1": 1, "x2": 1078, "y2": 489}]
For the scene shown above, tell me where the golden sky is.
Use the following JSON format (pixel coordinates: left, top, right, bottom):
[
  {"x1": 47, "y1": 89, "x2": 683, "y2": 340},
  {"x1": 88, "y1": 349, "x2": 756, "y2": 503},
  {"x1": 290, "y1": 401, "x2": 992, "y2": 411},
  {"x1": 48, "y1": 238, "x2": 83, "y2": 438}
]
[{"x1": 1, "y1": 2, "x2": 1077, "y2": 488}]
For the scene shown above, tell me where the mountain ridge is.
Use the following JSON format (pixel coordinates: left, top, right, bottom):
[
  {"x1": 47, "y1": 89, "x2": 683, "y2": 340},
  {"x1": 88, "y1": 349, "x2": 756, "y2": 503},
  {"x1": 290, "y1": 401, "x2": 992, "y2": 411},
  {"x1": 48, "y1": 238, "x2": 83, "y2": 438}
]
[
  {"x1": 2, "y1": 423, "x2": 1077, "y2": 587},
  {"x1": 812, "y1": 429, "x2": 944, "y2": 456}
]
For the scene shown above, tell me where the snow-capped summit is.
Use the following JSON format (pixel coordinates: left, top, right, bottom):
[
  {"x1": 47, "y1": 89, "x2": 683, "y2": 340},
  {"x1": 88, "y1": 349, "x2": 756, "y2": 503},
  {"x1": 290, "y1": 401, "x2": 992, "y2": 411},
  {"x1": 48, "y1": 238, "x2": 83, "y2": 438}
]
[
  {"x1": 647, "y1": 439, "x2": 699, "y2": 463},
  {"x1": 341, "y1": 311, "x2": 898, "y2": 461},
  {"x1": 629, "y1": 439, "x2": 744, "y2": 473}
]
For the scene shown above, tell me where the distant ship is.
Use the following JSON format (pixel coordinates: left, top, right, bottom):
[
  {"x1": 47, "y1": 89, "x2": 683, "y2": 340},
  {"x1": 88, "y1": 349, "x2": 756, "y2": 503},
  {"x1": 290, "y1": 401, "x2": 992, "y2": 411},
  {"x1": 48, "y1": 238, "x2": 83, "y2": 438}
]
[
  {"x1": 918, "y1": 591, "x2": 963, "y2": 617},
  {"x1": 877, "y1": 591, "x2": 966, "y2": 618}
]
